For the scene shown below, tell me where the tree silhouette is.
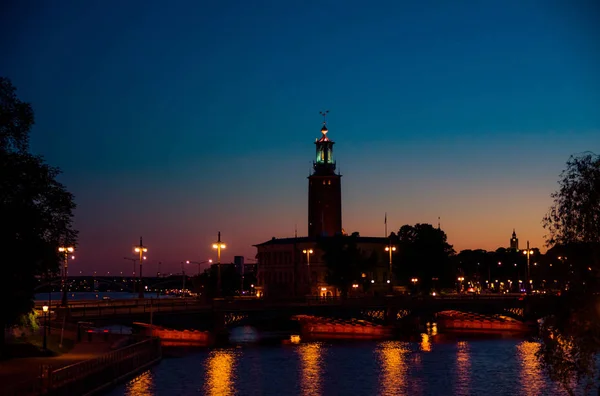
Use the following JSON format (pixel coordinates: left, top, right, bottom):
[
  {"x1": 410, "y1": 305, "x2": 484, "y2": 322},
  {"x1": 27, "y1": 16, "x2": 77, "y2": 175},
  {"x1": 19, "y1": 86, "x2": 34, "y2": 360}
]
[
  {"x1": 538, "y1": 152, "x2": 600, "y2": 395},
  {"x1": 394, "y1": 224, "x2": 455, "y2": 291},
  {"x1": 0, "y1": 77, "x2": 77, "y2": 355},
  {"x1": 319, "y1": 234, "x2": 374, "y2": 298}
]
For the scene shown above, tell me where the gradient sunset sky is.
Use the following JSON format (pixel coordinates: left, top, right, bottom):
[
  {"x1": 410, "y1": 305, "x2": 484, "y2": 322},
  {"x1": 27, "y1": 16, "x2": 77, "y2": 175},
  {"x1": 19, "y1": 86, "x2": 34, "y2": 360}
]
[{"x1": 2, "y1": 1, "x2": 599, "y2": 275}]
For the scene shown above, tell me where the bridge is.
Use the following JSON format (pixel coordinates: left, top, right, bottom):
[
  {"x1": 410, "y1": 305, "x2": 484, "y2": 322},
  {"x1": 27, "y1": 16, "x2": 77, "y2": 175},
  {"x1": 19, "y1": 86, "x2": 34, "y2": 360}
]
[
  {"x1": 35, "y1": 275, "x2": 190, "y2": 294},
  {"x1": 46, "y1": 295, "x2": 557, "y2": 331}
]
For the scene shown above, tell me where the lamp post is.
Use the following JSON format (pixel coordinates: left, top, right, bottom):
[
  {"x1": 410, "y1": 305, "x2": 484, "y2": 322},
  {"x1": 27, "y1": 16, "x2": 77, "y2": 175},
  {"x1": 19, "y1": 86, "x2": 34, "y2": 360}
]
[
  {"x1": 384, "y1": 245, "x2": 396, "y2": 292},
  {"x1": 411, "y1": 278, "x2": 419, "y2": 294},
  {"x1": 180, "y1": 262, "x2": 186, "y2": 296},
  {"x1": 303, "y1": 249, "x2": 313, "y2": 295},
  {"x1": 42, "y1": 305, "x2": 49, "y2": 350},
  {"x1": 212, "y1": 232, "x2": 226, "y2": 297},
  {"x1": 134, "y1": 237, "x2": 148, "y2": 299},
  {"x1": 58, "y1": 246, "x2": 74, "y2": 307},
  {"x1": 186, "y1": 259, "x2": 213, "y2": 276},
  {"x1": 558, "y1": 256, "x2": 568, "y2": 288},
  {"x1": 457, "y1": 276, "x2": 465, "y2": 293},
  {"x1": 523, "y1": 240, "x2": 534, "y2": 293}
]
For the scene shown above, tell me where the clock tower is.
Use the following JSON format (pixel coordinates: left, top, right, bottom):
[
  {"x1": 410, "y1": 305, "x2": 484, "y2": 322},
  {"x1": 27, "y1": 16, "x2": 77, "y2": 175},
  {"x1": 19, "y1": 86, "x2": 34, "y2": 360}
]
[{"x1": 308, "y1": 113, "x2": 342, "y2": 237}]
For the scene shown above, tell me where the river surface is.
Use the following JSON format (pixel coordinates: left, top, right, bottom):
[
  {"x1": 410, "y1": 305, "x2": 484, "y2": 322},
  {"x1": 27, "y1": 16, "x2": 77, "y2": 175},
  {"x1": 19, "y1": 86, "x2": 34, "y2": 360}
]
[{"x1": 107, "y1": 336, "x2": 567, "y2": 396}]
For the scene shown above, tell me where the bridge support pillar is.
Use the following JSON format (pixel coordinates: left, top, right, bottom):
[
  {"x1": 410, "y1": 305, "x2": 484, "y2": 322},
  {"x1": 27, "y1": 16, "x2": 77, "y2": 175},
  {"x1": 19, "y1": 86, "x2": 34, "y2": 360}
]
[
  {"x1": 213, "y1": 311, "x2": 229, "y2": 345},
  {"x1": 384, "y1": 307, "x2": 396, "y2": 325}
]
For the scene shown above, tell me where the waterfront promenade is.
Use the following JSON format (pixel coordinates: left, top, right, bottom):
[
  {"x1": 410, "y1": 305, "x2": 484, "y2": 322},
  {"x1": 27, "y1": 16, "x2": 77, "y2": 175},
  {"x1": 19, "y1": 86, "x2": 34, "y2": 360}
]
[{"x1": 0, "y1": 341, "x2": 114, "y2": 393}]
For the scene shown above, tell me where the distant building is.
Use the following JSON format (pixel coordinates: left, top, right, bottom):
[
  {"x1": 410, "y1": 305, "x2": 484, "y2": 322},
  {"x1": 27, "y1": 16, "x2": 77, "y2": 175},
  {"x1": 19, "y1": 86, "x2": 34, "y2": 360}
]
[
  {"x1": 254, "y1": 117, "x2": 390, "y2": 298},
  {"x1": 510, "y1": 229, "x2": 519, "y2": 251},
  {"x1": 234, "y1": 255, "x2": 257, "y2": 278}
]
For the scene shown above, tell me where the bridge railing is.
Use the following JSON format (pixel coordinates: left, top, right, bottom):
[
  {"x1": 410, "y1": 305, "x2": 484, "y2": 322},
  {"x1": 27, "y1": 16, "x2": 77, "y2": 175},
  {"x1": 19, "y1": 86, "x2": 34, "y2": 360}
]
[
  {"x1": 2, "y1": 338, "x2": 161, "y2": 396},
  {"x1": 47, "y1": 337, "x2": 161, "y2": 394},
  {"x1": 66, "y1": 298, "x2": 209, "y2": 318},
  {"x1": 58, "y1": 294, "x2": 534, "y2": 318}
]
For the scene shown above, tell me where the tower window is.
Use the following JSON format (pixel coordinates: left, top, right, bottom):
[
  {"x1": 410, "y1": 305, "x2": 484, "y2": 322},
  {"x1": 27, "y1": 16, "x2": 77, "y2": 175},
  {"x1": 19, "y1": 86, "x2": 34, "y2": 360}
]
[
  {"x1": 323, "y1": 180, "x2": 326, "y2": 185},
  {"x1": 328, "y1": 180, "x2": 331, "y2": 185}
]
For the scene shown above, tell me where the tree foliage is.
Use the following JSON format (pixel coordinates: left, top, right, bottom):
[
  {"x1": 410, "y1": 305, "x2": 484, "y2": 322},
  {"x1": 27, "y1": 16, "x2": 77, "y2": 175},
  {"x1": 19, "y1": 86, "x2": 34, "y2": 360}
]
[
  {"x1": 543, "y1": 152, "x2": 600, "y2": 248},
  {"x1": 319, "y1": 234, "x2": 375, "y2": 298},
  {"x1": 538, "y1": 153, "x2": 600, "y2": 394},
  {"x1": 394, "y1": 224, "x2": 455, "y2": 290},
  {"x1": 0, "y1": 77, "x2": 77, "y2": 352}
]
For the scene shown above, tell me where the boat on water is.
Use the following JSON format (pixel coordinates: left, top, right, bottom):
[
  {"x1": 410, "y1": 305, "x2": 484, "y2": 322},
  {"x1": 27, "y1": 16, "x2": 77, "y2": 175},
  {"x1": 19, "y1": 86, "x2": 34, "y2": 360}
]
[
  {"x1": 292, "y1": 315, "x2": 393, "y2": 340},
  {"x1": 435, "y1": 311, "x2": 534, "y2": 333},
  {"x1": 133, "y1": 322, "x2": 212, "y2": 346}
]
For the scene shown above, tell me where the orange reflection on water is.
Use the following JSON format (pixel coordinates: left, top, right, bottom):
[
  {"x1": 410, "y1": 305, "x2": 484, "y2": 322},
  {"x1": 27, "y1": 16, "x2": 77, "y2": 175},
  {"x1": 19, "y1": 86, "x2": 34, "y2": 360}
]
[
  {"x1": 204, "y1": 349, "x2": 237, "y2": 396},
  {"x1": 125, "y1": 369, "x2": 154, "y2": 396},
  {"x1": 455, "y1": 341, "x2": 470, "y2": 395},
  {"x1": 378, "y1": 341, "x2": 409, "y2": 396},
  {"x1": 421, "y1": 333, "x2": 431, "y2": 352},
  {"x1": 297, "y1": 343, "x2": 324, "y2": 396},
  {"x1": 517, "y1": 341, "x2": 544, "y2": 395}
]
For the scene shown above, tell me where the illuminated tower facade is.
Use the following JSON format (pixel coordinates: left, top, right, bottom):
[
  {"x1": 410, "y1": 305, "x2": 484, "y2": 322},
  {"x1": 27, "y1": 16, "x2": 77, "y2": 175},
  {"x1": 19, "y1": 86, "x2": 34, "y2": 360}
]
[
  {"x1": 308, "y1": 115, "x2": 342, "y2": 237},
  {"x1": 510, "y1": 229, "x2": 519, "y2": 251}
]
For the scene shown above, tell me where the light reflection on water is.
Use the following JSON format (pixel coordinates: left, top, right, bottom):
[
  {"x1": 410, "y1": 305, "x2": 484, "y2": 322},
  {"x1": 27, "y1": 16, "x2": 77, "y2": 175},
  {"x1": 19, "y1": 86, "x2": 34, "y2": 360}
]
[
  {"x1": 297, "y1": 343, "x2": 324, "y2": 396},
  {"x1": 124, "y1": 370, "x2": 154, "y2": 396},
  {"x1": 377, "y1": 341, "x2": 409, "y2": 396},
  {"x1": 454, "y1": 341, "x2": 471, "y2": 396},
  {"x1": 518, "y1": 341, "x2": 544, "y2": 396},
  {"x1": 204, "y1": 349, "x2": 237, "y2": 396},
  {"x1": 110, "y1": 339, "x2": 567, "y2": 396}
]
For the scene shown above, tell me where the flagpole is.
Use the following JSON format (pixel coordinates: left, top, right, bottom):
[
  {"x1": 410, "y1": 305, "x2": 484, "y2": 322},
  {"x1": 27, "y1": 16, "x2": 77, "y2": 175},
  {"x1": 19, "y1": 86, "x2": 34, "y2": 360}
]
[{"x1": 384, "y1": 212, "x2": 387, "y2": 237}]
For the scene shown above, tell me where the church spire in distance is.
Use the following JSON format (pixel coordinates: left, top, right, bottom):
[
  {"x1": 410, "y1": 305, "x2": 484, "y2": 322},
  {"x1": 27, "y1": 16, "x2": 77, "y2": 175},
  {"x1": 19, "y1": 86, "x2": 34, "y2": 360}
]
[{"x1": 510, "y1": 229, "x2": 519, "y2": 250}]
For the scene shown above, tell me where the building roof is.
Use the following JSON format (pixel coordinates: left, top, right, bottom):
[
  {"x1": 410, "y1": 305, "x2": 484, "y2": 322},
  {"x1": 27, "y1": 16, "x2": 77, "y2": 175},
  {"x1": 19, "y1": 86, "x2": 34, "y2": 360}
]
[{"x1": 254, "y1": 235, "x2": 390, "y2": 247}]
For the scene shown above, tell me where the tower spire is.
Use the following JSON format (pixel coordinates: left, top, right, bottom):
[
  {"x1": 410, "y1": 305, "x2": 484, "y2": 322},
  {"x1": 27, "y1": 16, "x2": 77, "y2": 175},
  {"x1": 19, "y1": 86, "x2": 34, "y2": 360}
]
[
  {"x1": 308, "y1": 111, "x2": 342, "y2": 237},
  {"x1": 320, "y1": 110, "x2": 329, "y2": 126}
]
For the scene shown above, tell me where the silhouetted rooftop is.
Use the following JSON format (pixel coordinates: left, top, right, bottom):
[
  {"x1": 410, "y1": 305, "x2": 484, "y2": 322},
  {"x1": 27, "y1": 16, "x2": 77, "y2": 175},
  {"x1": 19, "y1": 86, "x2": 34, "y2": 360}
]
[{"x1": 254, "y1": 235, "x2": 389, "y2": 247}]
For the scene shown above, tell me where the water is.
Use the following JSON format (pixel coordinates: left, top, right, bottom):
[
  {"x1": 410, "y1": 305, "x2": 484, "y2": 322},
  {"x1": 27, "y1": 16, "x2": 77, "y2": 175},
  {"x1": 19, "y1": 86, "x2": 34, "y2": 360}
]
[{"x1": 107, "y1": 337, "x2": 567, "y2": 396}]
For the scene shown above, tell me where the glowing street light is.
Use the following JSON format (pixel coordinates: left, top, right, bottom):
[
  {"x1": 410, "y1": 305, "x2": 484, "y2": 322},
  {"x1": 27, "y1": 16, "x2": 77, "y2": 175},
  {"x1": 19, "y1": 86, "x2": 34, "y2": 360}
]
[
  {"x1": 522, "y1": 240, "x2": 534, "y2": 292},
  {"x1": 134, "y1": 237, "x2": 148, "y2": 298},
  {"x1": 58, "y1": 246, "x2": 74, "y2": 306},
  {"x1": 186, "y1": 259, "x2": 213, "y2": 276},
  {"x1": 457, "y1": 276, "x2": 465, "y2": 293},
  {"x1": 384, "y1": 245, "x2": 397, "y2": 291},
  {"x1": 212, "y1": 232, "x2": 226, "y2": 297},
  {"x1": 303, "y1": 249, "x2": 314, "y2": 295},
  {"x1": 42, "y1": 305, "x2": 49, "y2": 350}
]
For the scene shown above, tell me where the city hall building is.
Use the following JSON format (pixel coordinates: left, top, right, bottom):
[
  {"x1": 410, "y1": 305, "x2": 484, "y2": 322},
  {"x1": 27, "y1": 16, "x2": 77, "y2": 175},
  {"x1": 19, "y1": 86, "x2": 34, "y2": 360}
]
[{"x1": 254, "y1": 118, "x2": 392, "y2": 298}]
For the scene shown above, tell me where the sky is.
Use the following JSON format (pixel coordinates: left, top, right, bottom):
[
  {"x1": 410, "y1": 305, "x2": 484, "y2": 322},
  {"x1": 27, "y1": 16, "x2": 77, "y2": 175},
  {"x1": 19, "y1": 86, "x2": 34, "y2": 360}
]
[{"x1": 1, "y1": 0, "x2": 599, "y2": 276}]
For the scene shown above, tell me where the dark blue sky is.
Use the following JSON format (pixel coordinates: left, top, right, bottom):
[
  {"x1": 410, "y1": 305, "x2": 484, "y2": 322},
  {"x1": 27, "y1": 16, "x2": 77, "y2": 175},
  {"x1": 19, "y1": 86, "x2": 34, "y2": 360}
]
[{"x1": 2, "y1": 0, "x2": 599, "y2": 275}]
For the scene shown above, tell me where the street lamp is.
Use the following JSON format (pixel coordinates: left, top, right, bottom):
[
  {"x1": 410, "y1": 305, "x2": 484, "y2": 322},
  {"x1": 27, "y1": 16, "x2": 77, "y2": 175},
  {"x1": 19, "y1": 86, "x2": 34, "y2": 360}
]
[
  {"x1": 457, "y1": 276, "x2": 465, "y2": 293},
  {"x1": 212, "y1": 232, "x2": 226, "y2": 297},
  {"x1": 42, "y1": 305, "x2": 49, "y2": 350},
  {"x1": 384, "y1": 245, "x2": 397, "y2": 291},
  {"x1": 186, "y1": 259, "x2": 213, "y2": 276},
  {"x1": 522, "y1": 240, "x2": 534, "y2": 293},
  {"x1": 303, "y1": 249, "x2": 314, "y2": 295},
  {"x1": 58, "y1": 246, "x2": 74, "y2": 307},
  {"x1": 134, "y1": 237, "x2": 148, "y2": 298}
]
